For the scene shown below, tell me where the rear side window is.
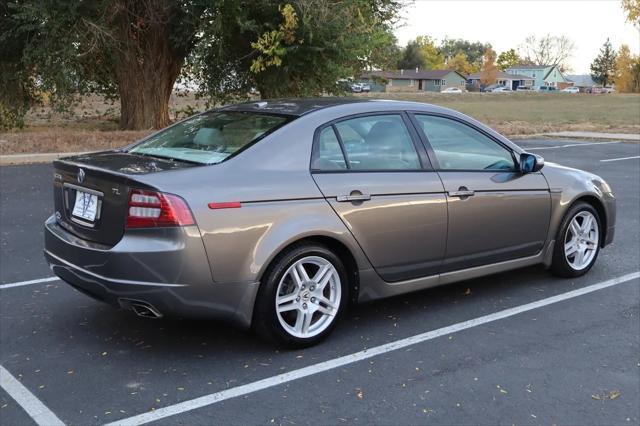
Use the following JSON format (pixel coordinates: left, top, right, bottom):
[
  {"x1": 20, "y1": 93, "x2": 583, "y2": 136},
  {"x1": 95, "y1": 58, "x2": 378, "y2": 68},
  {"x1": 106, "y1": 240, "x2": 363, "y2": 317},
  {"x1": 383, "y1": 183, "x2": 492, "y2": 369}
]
[
  {"x1": 129, "y1": 111, "x2": 289, "y2": 164},
  {"x1": 415, "y1": 115, "x2": 515, "y2": 171},
  {"x1": 311, "y1": 127, "x2": 347, "y2": 170},
  {"x1": 313, "y1": 114, "x2": 421, "y2": 171}
]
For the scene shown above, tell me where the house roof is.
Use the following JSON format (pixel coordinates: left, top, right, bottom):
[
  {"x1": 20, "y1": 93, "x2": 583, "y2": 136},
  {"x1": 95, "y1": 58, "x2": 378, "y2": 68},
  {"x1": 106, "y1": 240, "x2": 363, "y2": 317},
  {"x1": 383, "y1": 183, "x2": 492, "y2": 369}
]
[
  {"x1": 506, "y1": 64, "x2": 550, "y2": 70},
  {"x1": 467, "y1": 71, "x2": 534, "y2": 81},
  {"x1": 566, "y1": 75, "x2": 597, "y2": 87},
  {"x1": 363, "y1": 69, "x2": 468, "y2": 80}
]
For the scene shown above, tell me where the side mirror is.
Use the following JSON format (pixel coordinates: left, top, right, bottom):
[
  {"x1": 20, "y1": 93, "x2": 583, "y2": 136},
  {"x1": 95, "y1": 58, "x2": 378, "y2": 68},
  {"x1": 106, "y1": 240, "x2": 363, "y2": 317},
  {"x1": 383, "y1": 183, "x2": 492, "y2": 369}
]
[{"x1": 520, "y1": 153, "x2": 544, "y2": 173}]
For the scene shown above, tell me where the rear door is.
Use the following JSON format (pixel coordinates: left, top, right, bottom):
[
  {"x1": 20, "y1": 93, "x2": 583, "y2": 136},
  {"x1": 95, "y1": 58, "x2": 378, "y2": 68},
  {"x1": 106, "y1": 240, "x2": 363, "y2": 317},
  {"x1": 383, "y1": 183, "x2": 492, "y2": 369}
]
[
  {"x1": 311, "y1": 113, "x2": 447, "y2": 282},
  {"x1": 410, "y1": 113, "x2": 551, "y2": 272}
]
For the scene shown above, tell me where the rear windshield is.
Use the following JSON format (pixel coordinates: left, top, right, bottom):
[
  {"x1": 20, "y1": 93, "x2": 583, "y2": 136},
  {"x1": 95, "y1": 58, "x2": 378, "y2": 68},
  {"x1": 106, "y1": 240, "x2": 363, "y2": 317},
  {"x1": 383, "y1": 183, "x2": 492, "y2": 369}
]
[{"x1": 129, "y1": 111, "x2": 290, "y2": 164}]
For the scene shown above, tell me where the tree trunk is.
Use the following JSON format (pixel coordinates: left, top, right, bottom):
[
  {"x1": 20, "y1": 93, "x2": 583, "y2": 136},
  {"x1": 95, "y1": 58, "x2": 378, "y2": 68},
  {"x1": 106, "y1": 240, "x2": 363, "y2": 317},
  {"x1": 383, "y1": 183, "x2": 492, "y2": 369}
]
[
  {"x1": 111, "y1": 2, "x2": 187, "y2": 130},
  {"x1": 115, "y1": 47, "x2": 182, "y2": 130}
]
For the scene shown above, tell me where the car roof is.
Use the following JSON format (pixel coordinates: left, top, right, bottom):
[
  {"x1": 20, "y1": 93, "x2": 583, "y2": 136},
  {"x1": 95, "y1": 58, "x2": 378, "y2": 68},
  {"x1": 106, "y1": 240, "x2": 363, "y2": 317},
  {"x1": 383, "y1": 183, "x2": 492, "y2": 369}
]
[
  {"x1": 220, "y1": 97, "x2": 453, "y2": 117},
  {"x1": 216, "y1": 97, "x2": 492, "y2": 128},
  {"x1": 220, "y1": 98, "x2": 371, "y2": 117}
]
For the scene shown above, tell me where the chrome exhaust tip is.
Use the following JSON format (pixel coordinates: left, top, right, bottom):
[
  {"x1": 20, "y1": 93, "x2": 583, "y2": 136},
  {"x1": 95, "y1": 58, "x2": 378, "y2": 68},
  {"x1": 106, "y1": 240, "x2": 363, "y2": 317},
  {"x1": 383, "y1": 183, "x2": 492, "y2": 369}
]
[{"x1": 119, "y1": 299, "x2": 163, "y2": 319}]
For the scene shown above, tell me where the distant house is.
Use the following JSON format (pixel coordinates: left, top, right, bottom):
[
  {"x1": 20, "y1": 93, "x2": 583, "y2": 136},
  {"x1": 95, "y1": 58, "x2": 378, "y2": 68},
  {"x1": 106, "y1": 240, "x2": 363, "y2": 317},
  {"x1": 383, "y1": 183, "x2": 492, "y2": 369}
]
[
  {"x1": 505, "y1": 64, "x2": 568, "y2": 88},
  {"x1": 360, "y1": 69, "x2": 468, "y2": 93},
  {"x1": 467, "y1": 71, "x2": 534, "y2": 91},
  {"x1": 566, "y1": 74, "x2": 597, "y2": 89}
]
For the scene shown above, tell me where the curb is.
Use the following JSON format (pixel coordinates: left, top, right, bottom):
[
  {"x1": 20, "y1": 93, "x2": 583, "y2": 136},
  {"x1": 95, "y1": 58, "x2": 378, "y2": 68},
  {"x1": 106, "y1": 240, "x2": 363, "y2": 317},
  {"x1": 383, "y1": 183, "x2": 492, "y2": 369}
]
[
  {"x1": 0, "y1": 152, "x2": 87, "y2": 166},
  {"x1": 543, "y1": 132, "x2": 640, "y2": 141}
]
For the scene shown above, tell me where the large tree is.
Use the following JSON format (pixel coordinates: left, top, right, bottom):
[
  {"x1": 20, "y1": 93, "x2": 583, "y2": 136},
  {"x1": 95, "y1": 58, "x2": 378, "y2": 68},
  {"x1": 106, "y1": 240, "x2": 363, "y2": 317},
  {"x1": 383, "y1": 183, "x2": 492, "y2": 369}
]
[
  {"x1": 622, "y1": 0, "x2": 640, "y2": 27},
  {"x1": 397, "y1": 35, "x2": 446, "y2": 71},
  {"x1": 520, "y1": 34, "x2": 575, "y2": 71},
  {"x1": 446, "y1": 52, "x2": 475, "y2": 75},
  {"x1": 614, "y1": 44, "x2": 640, "y2": 92},
  {"x1": 397, "y1": 39, "x2": 425, "y2": 70},
  {"x1": 0, "y1": 1, "x2": 36, "y2": 130},
  {"x1": 480, "y1": 48, "x2": 498, "y2": 86},
  {"x1": 439, "y1": 38, "x2": 491, "y2": 70},
  {"x1": 496, "y1": 49, "x2": 521, "y2": 71},
  {"x1": 590, "y1": 39, "x2": 617, "y2": 87},
  {"x1": 5, "y1": 0, "x2": 206, "y2": 130},
  {"x1": 189, "y1": 0, "x2": 402, "y2": 100},
  {"x1": 4, "y1": 0, "x2": 402, "y2": 130}
]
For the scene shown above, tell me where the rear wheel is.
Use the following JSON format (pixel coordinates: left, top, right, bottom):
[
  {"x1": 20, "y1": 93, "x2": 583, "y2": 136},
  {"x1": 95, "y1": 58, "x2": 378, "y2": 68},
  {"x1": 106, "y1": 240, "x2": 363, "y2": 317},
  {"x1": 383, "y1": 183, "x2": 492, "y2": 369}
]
[
  {"x1": 254, "y1": 243, "x2": 348, "y2": 348},
  {"x1": 551, "y1": 202, "x2": 601, "y2": 277}
]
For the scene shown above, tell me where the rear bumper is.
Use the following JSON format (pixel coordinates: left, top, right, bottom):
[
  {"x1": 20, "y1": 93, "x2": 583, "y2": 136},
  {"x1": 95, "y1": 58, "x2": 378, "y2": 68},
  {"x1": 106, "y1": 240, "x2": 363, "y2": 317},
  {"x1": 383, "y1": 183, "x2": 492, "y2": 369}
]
[{"x1": 43, "y1": 215, "x2": 258, "y2": 328}]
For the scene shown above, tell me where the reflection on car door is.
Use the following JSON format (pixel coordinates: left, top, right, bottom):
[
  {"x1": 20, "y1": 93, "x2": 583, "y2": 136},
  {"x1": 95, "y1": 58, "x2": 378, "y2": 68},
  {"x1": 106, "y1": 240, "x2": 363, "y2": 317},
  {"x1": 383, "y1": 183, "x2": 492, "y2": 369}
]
[
  {"x1": 412, "y1": 114, "x2": 551, "y2": 272},
  {"x1": 311, "y1": 113, "x2": 447, "y2": 282}
]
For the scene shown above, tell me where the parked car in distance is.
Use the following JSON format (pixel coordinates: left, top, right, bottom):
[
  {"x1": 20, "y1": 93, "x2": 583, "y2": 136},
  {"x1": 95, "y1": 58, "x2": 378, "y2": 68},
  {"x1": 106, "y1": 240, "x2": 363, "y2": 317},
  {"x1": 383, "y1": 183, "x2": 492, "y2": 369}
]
[
  {"x1": 561, "y1": 86, "x2": 580, "y2": 93},
  {"x1": 350, "y1": 83, "x2": 370, "y2": 93},
  {"x1": 602, "y1": 87, "x2": 616, "y2": 93},
  {"x1": 491, "y1": 86, "x2": 512, "y2": 93},
  {"x1": 441, "y1": 87, "x2": 463, "y2": 94},
  {"x1": 44, "y1": 98, "x2": 616, "y2": 348},
  {"x1": 481, "y1": 83, "x2": 501, "y2": 92},
  {"x1": 349, "y1": 83, "x2": 362, "y2": 93},
  {"x1": 516, "y1": 86, "x2": 532, "y2": 92},
  {"x1": 533, "y1": 86, "x2": 558, "y2": 92}
]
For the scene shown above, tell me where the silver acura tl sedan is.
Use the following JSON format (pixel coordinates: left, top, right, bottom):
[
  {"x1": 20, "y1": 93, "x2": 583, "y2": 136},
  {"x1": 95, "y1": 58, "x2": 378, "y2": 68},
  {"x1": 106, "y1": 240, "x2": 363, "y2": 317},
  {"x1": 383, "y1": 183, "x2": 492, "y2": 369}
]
[{"x1": 44, "y1": 99, "x2": 616, "y2": 347}]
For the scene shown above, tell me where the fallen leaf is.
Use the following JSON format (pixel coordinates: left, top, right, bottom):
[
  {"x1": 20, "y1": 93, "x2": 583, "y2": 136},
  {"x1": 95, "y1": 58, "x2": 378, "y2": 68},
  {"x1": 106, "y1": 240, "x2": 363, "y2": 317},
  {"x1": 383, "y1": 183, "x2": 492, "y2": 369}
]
[
  {"x1": 356, "y1": 389, "x2": 364, "y2": 400},
  {"x1": 609, "y1": 390, "x2": 621, "y2": 400},
  {"x1": 591, "y1": 394, "x2": 601, "y2": 400}
]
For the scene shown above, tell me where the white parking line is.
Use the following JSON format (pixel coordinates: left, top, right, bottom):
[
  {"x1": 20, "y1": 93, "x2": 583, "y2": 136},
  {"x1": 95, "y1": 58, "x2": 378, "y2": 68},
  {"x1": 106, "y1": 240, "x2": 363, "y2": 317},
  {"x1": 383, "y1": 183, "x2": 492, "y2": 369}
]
[
  {"x1": 526, "y1": 141, "x2": 621, "y2": 151},
  {"x1": 0, "y1": 276, "x2": 59, "y2": 290},
  {"x1": 600, "y1": 155, "x2": 640, "y2": 163},
  {"x1": 0, "y1": 365, "x2": 65, "y2": 426},
  {"x1": 107, "y1": 271, "x2": 640, "y2": 426}
]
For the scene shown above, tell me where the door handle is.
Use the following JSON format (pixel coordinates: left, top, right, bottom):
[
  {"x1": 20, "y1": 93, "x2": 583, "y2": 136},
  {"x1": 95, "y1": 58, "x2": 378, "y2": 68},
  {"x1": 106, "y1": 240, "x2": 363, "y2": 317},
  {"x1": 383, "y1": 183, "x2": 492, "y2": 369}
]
[
  {"x1": 337, "y1": 193, "x2": 371, "y2": 202},
  {"x1": 448, "y1": 187, "x2": 475, "y2": 198}
]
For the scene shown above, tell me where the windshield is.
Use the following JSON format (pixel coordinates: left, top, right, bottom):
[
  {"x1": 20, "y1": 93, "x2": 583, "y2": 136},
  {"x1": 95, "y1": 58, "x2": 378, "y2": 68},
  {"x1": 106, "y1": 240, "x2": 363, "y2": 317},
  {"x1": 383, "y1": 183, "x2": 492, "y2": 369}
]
[{"x1": 129, "y1": 111, "x2": 290, "y2": 164}]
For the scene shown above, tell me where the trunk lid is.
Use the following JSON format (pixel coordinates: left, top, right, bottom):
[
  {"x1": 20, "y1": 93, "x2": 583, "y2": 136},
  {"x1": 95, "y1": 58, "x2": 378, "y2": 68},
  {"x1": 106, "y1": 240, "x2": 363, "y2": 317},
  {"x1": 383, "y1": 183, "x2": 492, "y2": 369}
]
[{"x1": 52, "y1": 151, "x2": 200, "y2": 246}]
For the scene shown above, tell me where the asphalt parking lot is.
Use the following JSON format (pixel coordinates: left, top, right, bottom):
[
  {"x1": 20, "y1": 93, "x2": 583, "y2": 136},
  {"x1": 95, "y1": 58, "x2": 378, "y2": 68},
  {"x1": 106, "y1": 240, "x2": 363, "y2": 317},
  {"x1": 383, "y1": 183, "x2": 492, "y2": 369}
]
[{"x1": 1, "y1": 138, "x2": 639, "y2": 426}]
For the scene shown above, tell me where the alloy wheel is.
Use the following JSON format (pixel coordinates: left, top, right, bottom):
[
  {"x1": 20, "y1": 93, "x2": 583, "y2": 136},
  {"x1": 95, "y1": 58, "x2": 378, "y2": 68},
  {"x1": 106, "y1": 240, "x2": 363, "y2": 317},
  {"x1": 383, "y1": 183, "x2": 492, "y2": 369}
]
[
  {"x1": 275, "y1": 256, "x2": 342, "y2": 339},
  {"x1": 564, "y1": 211, "x2": 599, "y2": 270}
]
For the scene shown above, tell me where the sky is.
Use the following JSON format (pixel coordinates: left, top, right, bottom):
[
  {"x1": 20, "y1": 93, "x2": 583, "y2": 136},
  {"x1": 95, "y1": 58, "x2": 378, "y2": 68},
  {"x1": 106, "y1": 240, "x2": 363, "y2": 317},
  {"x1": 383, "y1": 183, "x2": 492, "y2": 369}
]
[{"x1": 395, "y1": 0, "x2": 640, "y2": 74}]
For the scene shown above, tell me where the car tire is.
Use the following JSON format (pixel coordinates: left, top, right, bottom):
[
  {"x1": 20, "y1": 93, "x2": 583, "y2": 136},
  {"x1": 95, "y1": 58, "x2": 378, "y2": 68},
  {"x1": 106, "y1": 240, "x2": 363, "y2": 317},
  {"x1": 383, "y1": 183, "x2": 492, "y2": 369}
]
[
  {"x1": 551, "y1": 202, "x2": 602, "y2": 278},
  {"x1": 253, "y1": 243, "x2": 349, "y2": 348}
]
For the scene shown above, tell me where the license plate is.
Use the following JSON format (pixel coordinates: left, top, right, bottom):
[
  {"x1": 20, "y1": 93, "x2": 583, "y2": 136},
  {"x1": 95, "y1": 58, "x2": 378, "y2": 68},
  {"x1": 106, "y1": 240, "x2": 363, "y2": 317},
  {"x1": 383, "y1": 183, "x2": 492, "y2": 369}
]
[{"x1": 72, "y1": 190, "x2": 99, "y2": 222}]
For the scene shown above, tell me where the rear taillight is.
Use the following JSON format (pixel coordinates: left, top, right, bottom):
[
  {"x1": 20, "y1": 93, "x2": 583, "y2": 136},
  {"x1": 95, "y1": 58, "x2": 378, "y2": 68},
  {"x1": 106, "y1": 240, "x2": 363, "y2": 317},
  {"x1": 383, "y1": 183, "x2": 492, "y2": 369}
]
[{"x1": 126, "y1": 189, "x2": 195, "y2": 228}]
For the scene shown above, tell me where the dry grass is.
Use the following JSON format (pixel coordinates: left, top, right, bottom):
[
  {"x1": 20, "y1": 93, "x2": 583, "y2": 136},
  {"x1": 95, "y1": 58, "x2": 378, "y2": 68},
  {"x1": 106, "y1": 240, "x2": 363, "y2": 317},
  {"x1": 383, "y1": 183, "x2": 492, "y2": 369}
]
[
  {"x1": 358, "y1": 92, "x2": 640, "y2": 136},
  {"x1": 1, "y1": 92, "x2": 639, "y2": 155}
]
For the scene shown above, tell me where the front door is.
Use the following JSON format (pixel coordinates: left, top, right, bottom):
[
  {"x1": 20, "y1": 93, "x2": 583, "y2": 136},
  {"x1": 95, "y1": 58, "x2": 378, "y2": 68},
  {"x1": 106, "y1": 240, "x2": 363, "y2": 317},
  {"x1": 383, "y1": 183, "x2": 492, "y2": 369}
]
[
  {"x1": 411, "y1": 114, "x2": 551, "y2": 272},
  {"x1": 311, "y1": 113, "x2": 447, "y2": 282}
]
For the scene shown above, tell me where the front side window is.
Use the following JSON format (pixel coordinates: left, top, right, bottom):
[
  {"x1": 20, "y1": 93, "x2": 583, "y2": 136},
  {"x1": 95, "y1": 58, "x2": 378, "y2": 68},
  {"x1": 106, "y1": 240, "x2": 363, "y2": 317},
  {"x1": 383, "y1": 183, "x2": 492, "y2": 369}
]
[
  {"x1": 129, "y1": 111, "x2": 289, "y2": 164},
  {"x1": 415, "y1": 115, "x2": 515, "y2": 171}
]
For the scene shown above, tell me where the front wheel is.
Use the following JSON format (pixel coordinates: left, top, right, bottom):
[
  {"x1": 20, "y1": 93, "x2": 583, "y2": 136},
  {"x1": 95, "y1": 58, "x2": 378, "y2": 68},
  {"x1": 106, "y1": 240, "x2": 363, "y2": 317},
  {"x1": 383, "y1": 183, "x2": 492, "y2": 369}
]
[
  {"x1": 253, "y1": 243, "x2": 348, "y2": 348},
  {"x1": 551, "y1": 202, "x2": 601, "y2": 277}
]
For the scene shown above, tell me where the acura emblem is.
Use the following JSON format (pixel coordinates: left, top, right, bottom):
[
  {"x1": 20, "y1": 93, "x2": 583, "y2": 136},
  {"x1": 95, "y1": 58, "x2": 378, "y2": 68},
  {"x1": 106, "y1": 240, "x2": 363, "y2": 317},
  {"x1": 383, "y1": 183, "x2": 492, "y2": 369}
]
[{"x1": 77, "y1": 168, "x2": 86, "y2": 183}]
